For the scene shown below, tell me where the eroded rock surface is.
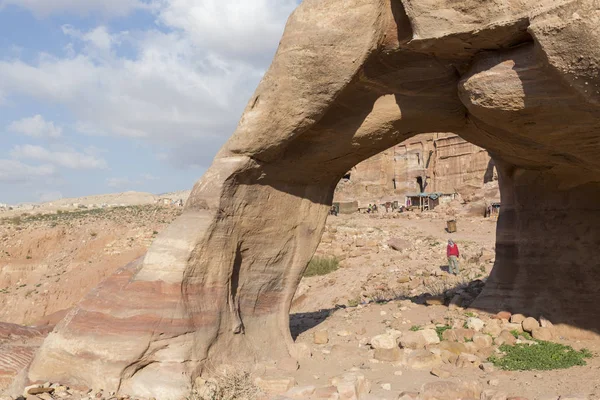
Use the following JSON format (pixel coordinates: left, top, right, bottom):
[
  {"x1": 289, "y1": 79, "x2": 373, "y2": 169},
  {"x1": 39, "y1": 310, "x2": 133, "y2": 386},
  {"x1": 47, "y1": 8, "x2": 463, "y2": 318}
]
[{"x1": 24, "y1": 0, "x2": 600, "y2": 398}]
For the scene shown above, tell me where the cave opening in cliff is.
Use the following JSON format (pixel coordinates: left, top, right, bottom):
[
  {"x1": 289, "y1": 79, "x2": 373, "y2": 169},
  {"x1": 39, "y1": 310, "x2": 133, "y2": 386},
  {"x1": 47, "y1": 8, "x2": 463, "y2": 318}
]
[{"x1": 416, "y1": 176, "x2": 424, "y2": 193}]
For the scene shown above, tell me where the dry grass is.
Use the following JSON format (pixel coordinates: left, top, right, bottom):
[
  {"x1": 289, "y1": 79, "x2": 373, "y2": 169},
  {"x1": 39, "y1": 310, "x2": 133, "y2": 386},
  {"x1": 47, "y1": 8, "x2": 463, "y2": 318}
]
[
  {"x1": 191, "y1": 367, "x2": 261, "y2": 400},
  {"x1": 304, "y1": 256, "x2": 339, "y2": 277},
  {"x1": 366, "y1": 288, "x2": 407, "y2": 303}
]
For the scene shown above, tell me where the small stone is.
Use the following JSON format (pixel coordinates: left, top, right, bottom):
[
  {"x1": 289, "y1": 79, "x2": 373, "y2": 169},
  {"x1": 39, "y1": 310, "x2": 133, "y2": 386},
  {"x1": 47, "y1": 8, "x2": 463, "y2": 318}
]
[
  {"x1": 380, "y1": 311, "x2": 387, "y2": 316},
  {"x1": 23, "y1": 386, "x2": 54, "y2": 397},
  {"x1": 254, "y1": 377, "x2": 296, "y2": 395},
  {"x1": 466, "y1": 317, "x2": 485, "y2": 331},
  {"x1": 394, "y1": 370, "x2": 403, "y2": 376},
  {"x1": 426, "y1": 296, "x2": 445, "y2": 306},
  {"x1": 400, "y1": 329, "x2": 440, "y2": 349},
  {"x1": 381, "y1": 383, "x2": 391, "y2": 391},
  {"x1": 374, "y1": 347, "x2": 403, "y2": 362},
  {"x1": 473, "y1": 332, "x2": 494, "y2": 349},
  {"x1": 405, "y1": 350, "x2": 442, "y2": 370},
  {"x1": 498, "y1": 330, "x2": 517, "y2": 345},
  {"x1": 494, "y1": 311, "x2": 512, "y2": 320},
  {"x1": 330, "y1": 372, "x2": 371, "y2": 400},
  {"x1": 488, "y1": 379, "x2": 500, "y2": 387},
  {"x1": 314, "y1": 330, "x2": 329, "y2": 344},
  {"x1": 337, "y1": 330, "x2": 352, "y2": 337},
  {"x1": 522, "y1": 317, "x2": 540, "y2": 333},
  {"x1": 510, "y1": 314, "x2": 526, "y2": 324},
  {"x1": 371, "y1": 334, "x2": 397, "y2": 350}
]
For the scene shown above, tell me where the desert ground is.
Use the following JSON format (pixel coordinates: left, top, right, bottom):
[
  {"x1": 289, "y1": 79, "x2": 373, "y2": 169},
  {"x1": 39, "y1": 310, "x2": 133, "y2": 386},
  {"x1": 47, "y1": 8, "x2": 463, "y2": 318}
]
[{"x1": 1, "y1": 200, "x2": 598, "y2": 400}]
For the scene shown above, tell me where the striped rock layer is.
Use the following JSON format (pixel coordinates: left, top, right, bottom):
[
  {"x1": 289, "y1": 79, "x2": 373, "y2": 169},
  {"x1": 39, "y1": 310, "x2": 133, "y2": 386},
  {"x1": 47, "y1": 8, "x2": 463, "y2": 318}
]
[{"x1": 26, "y1": 0, "x2": 600, "y2": 399}]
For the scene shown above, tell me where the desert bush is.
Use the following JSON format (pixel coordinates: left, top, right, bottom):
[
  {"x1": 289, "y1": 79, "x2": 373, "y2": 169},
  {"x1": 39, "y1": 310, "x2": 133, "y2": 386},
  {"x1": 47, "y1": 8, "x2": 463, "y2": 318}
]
[
  {"x1": 191, "y1": 369, "x2": 260, "y2": 400},
  {"x1": 366, "y1": 288, "x2": 406, "y2": 304},
  {"x1": 304, "y1": 256, "x2": 339, "y2": 277}
]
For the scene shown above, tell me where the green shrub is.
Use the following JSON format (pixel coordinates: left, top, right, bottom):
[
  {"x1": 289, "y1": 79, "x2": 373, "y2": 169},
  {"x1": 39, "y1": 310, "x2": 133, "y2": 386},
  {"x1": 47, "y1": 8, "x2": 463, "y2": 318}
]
[
  {"x1": 304, "y1": 256, "x2": 339, "y2": 277},
  {"x1": 409, "y1": 325, "x2": 422, "y2": 332},
  {"x1": 348, "y1": 298, "x2": 360, "y2": 307},
  {"x1": 489, "y1": 341, "x2": 593, "y2": 371},
  {"x1": 435, "y1": 325, "x2": 452, "y2": 340}
]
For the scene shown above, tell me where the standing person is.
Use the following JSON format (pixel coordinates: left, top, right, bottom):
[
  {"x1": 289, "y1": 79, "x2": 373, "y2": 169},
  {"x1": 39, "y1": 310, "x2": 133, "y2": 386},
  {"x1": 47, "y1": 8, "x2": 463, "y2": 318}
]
[{"x1": 447, "y1": 239, "x2": 460, "y2": 275}]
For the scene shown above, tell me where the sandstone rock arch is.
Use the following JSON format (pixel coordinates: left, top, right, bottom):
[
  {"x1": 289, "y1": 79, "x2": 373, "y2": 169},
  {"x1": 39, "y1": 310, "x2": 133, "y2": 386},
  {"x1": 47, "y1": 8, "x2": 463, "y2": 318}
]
[{"x1": 25, "y1": 0, "x2": 600, "y2": 399}]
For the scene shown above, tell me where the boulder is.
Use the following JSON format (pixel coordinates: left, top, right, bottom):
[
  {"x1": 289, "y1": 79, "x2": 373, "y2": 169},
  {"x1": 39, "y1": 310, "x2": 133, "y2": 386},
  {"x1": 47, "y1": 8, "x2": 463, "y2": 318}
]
[{"x1": 522, "y1": 317, "x2": 540, "y2": 333}]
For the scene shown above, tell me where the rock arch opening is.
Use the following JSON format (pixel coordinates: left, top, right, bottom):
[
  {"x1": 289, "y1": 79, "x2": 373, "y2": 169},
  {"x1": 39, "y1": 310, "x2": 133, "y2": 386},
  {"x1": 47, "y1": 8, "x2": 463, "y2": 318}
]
[{"x1": 24, "y1": 0, "x2": 600, "y2": 399}]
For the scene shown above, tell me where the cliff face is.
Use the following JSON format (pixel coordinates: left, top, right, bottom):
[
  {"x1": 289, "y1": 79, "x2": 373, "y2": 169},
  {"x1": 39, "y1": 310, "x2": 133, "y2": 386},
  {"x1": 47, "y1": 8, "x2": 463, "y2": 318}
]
[{"x1": 335, "y1": 133, "x2": 495, "y2": 202}]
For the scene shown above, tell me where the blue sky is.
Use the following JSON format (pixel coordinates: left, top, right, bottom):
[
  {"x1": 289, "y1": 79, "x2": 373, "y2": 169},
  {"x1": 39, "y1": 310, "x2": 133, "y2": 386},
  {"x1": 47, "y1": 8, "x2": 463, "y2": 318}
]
[{"x1": 0, "y1": 0, "x2": 299, "y2": 204}]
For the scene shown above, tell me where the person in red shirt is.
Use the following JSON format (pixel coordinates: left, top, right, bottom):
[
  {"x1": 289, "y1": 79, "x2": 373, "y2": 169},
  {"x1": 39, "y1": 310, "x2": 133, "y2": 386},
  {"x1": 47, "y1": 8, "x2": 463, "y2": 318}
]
[{"x1": 447, "y1": 239, "x2": 460, "y2": 275}]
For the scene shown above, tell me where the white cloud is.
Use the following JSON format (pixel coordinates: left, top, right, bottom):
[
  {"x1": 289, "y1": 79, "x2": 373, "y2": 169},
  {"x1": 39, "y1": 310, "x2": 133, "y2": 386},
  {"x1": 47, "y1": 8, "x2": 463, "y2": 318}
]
[
  {"x1": 157, "y1": 0, "x2": 297, "y2": 62},
  {"x1": 8, "y1": 115, "x2": 62, "y2": 138},
  {"x1": 0, "y1": 159, "x2": 55, "y2": 183},
  {"x1": 0, "y1": 0, "x2": 154, "y2": 17},
  {"x1": 11, "y1": 145, "x2": 108, "y2": 170},
  {"x1": 0, "y1": 0, "x2": 298, "y2": 169}
]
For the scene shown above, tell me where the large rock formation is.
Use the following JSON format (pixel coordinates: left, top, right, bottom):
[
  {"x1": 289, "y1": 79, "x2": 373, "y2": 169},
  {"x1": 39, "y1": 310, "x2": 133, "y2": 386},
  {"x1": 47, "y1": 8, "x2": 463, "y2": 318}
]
[
  {"x1": 334, "y1": 133, "x2": 496, "y2": 202},
  {"x1": 23, "y1": 0, "x2": 600, "y2": 398}
]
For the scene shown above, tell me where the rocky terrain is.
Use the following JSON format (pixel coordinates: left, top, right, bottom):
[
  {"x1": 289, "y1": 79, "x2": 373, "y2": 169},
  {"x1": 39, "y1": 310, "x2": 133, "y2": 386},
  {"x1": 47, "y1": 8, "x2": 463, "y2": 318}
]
[
  {"x1": 2, "y1": 204, "x2": 599, "y2": 400},
  {"x1": 0, "y1": 191, "x2": 190, "y2": 218},
  {"x1": 0, "y1": 206, "x2": 182, "y2": 326}
]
